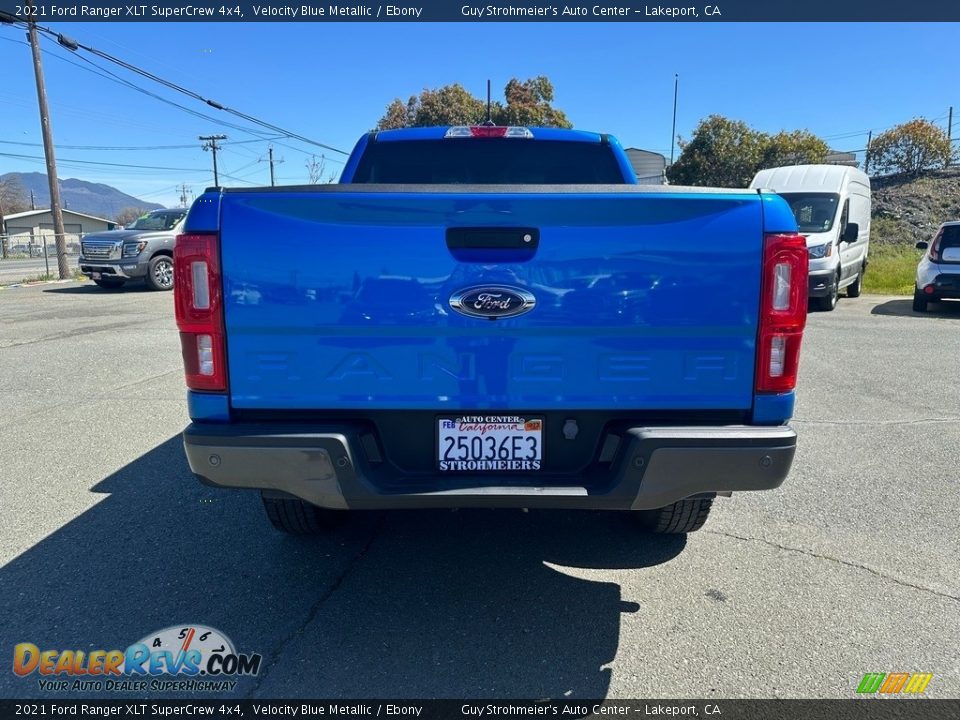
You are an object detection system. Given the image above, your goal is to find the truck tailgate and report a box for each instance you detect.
[219,188,764,411]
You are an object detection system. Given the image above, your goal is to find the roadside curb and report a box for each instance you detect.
[0,278,85,290]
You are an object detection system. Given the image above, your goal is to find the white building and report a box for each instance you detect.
[1,208,116,254]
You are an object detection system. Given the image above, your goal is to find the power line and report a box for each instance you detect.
[0,150,209,172]
[16,19,349,156]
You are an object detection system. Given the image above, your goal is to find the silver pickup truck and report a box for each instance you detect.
[78,209,186,290]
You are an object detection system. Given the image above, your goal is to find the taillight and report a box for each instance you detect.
[444,126,534,139]
[929,229,943,261]
[174,233,226,391]
[756,233,808,393]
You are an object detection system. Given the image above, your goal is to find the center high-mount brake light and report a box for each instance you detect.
[756,233,808,393]
[444,126,534,139]
[174,233,227,392]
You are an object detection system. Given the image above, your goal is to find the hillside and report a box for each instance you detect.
[870,167,960,244]
[0,172,164,220]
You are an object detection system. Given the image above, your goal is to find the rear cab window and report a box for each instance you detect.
[939,225,960,263]
[351,139,627,184]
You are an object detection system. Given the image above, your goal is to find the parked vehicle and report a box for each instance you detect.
[913,221,960,312]
[78,209,186,290]
[176,126,808,536]
[750,165,870,311]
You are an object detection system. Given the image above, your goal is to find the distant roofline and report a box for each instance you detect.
[2,208,115,224]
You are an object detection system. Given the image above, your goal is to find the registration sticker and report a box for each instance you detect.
[438,415,543,471]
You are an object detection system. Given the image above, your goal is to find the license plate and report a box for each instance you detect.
[438,416,542,471]
[91,272,101,280]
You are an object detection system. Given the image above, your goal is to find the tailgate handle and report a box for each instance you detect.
[446,227,539,262]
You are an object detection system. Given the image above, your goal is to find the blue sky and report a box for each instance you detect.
[0,22,956,210]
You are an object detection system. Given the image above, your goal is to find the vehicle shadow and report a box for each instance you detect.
[871,298,960,318]
[43,283,151,294]
[0,436,685,700]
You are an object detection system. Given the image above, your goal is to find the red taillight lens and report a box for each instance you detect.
[929,229,943,261]
[174,233,226,391]
[756,233,808,393]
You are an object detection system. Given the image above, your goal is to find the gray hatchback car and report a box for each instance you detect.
[914,221,960,312]
[78,209,186,291]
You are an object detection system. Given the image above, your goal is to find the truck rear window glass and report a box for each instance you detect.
[351,139,627,184]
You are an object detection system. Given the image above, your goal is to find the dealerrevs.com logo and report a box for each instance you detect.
[13,625,262,693]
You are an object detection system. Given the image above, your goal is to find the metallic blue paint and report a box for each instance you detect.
[187,391,230,422]
[217,189,770,412]
[752,392,796,424]
[183,191,222,233]
[760,192,799,233]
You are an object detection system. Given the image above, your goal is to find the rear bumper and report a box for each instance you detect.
[78,258,149,279]
[920,273,960,300]
[183,422,797,511]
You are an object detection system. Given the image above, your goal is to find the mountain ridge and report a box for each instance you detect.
[1,172,165,220]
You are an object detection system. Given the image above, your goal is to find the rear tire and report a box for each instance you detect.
[637,497,713,534]
[261,493,345,534]
[912,288,928,313]
[847,263,864,298]
[93,278,125,289]
[145,255,174,291]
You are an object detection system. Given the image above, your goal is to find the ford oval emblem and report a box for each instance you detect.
[449,285,536,320]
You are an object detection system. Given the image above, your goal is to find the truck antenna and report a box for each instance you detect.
[483,79,495,126]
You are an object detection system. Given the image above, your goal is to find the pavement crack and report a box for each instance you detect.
[793,418,960,427]
[245,515,386,698]
[703,529,960,603]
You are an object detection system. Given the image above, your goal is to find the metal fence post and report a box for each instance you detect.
[43,234,50,277]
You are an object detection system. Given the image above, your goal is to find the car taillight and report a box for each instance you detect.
[756,233,808,393]
[444,126,534,139]
[174,233,226,391]
[929,229,943,261]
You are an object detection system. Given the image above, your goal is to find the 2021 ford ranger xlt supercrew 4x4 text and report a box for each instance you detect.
[175,126,808,535]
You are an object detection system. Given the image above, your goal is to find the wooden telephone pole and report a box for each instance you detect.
[199,135,227,185]
[27,0,70,279]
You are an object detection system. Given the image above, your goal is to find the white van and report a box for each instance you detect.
[750,165,870,311]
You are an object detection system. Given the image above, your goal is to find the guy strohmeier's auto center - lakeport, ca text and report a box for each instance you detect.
[33,3,721,19]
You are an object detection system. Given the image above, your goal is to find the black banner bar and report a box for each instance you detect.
[0,700,957,719]
[0,0,958,22]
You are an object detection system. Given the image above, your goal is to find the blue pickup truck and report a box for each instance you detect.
[175,126,808,535]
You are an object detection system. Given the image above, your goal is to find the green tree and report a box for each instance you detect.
[763,130,829,168]
[868,119,953,176]
[494,77,572,128]
[666,115,768,187]
[667,115,831,187]
[376,77,572,130]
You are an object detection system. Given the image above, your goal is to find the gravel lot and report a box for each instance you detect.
[0,282,957,700]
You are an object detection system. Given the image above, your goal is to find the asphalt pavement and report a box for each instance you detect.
[0,282,957,701]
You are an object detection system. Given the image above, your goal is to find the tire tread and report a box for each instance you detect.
[639,497,713,534]
[261,494,341,534]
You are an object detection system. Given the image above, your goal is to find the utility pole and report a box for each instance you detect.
[669,73,679,166]
[864,131,872,174]
[199,135,227,185]
[948,107,954,167]
[179,184,193,208]
[30,190,36,210]
[260,146,284,186]
[27,1,70,279]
